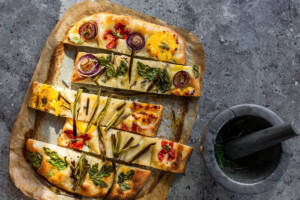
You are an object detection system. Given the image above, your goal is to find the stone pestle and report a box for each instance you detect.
[224,123,298,160]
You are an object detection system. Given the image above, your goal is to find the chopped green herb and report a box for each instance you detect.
[157,69,172,92]
[118,170,134,183]
[137,61,171,93]
[118,170,134,191]
[27,151,42,169]
[117,60,128,76]
[105,60,128,78]
[192,65,199,78]
[119,183,131,191]
[89,164,114,187]
[137,61,160,81]
[69,36,84,44]
[43,147,68,170]
[98,55,112,68]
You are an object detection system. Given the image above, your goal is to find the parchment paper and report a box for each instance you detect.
[9,1,205,199]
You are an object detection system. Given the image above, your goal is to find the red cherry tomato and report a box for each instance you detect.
[121,123,128,131]
[68,140,84,150]
[106,38,118,49]
[64,130,75,139]
[132,122,138,133]
[168,149,175,161]
[159,140,176,162]
[158,149,167,162]
[65,129,91,150]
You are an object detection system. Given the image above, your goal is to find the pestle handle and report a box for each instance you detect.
[224,123,298,160]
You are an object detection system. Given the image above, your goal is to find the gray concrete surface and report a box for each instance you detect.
[1,0,300,199]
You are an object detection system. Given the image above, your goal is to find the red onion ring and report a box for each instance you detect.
[76,54,101,77]
[79,22,98,40]
[173,71,190,88]
[126,32,145,51]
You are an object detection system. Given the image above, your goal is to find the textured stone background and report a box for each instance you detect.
[1,0,300,199]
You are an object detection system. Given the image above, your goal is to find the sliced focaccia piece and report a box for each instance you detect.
[26,139,114,198]
[58,118,101,154]
[107,164,151,200]
[100,128,156,167]
[64,13,186,64]
[150,140,193,173]
[72,52,201,96]
[29,82,163,136]
[100,128,192,173]
[72,52,131,90]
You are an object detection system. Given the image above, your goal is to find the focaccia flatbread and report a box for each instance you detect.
[64,13,186,64]
[29,82,163,136]
[72,52,201,96]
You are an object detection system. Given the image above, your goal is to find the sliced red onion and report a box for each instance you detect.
[77,54,101,77]
[126,32,145,51]
[173,71,190,88]
[79,21,98,40]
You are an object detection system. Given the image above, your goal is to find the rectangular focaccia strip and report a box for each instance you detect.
[72,52,201,96]
[29,82,163,136]
[59,120,193,173]
[26,139,114,198]
[26,139,151,199]
[101,128,193,173]
[64,13,186,64]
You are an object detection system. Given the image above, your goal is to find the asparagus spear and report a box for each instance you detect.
[73,89,83,137]
[85,89,101,134]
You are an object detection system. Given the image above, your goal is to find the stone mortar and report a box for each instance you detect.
[202,104,293,194]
